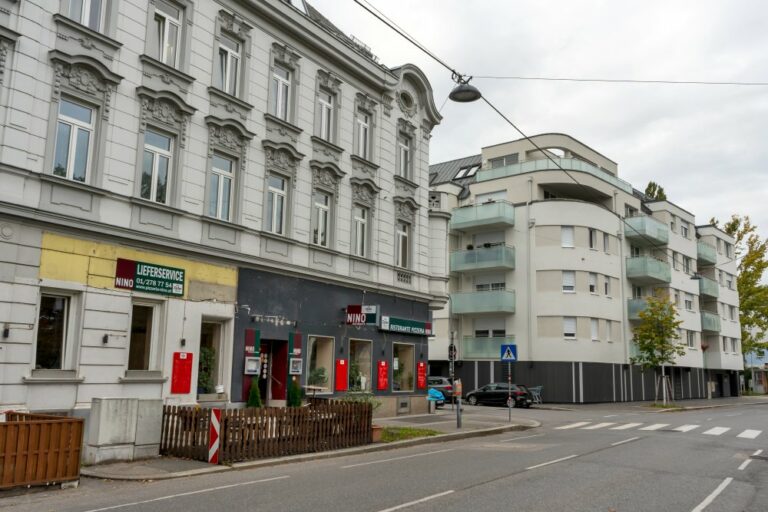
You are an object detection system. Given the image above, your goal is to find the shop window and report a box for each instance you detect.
[392,343,414,392]
[128,304,155,371]
[198,322,223,395]
[53,98,94,183]
[307,336,334,391]
[35,295,71,369]
[349,339,372,391]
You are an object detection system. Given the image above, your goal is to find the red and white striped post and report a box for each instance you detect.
[208,408,221,464]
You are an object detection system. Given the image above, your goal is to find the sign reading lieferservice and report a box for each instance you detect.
[115,258,185,296]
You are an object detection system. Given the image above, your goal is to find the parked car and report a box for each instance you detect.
[428,376,454,402]
[465,382,532,408]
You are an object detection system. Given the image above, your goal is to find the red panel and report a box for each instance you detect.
[335,359,348,391]
[271,341,288,400]
[171,352,193,394]
[377,360,389,391]
[417,361,427,390]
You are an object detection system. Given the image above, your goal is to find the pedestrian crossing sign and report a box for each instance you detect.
[500,344,517,362]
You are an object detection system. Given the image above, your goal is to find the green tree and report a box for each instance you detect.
[718,215,768,373]
[287,378,303,407]
[246,378,263,408]
[630,295,684,405]
[644,181,667,201]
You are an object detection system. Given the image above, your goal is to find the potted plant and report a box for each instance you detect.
[340,392,383,442]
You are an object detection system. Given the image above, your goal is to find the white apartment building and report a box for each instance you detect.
[429,133,742,403]
[0,0,445,417]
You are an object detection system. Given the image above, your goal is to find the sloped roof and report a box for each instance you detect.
[429,154,482,186]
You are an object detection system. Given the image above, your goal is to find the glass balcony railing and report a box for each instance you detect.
[450,245,515,273]
[627,298,648,321]
[701,311,721,332]
[450,201,515,232]
[451,290,516,314]
[461,336,514,360]
[477,157,633,193]
[625,256,671,284]
[624,215,669,246]
[698,276,719,299]
[697,242,717,266]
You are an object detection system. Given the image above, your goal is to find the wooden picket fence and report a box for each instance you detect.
[0,412,83,490]
[160,401,372,464]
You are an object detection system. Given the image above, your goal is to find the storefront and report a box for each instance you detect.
[233,268,431,414]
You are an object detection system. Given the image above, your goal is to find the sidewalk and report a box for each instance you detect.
[81,407,538,482]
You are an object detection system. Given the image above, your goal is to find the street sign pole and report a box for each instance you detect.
[508,361,512,423]
[500,343,517,423]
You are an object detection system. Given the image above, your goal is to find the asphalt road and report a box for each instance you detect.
[3,403,767,512]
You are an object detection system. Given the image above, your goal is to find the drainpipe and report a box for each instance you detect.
[618,203,630,400]
[526,178,534,365]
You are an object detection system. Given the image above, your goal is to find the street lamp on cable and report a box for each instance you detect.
[449,73,482,103]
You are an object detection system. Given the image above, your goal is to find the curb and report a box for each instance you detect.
[655,400,768,413]
[81,421,540,482]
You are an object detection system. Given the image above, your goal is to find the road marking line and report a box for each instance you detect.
[376,491,454,512]
[341,448,455,469]
[753,449,763,456]
[525,454,578,470]
[555,421,591,430]
[583,422,615,430]
[80,475,290,512]
[737,429,761,439]
[738,459,752,471]
[611,423,642,430]
[703,427,730,436]
[691,477,733,512]
[639,423,669,431]
[673,424,700,433]
[499,433,544,443]
[603,414,619,418]
[611,436,640,446]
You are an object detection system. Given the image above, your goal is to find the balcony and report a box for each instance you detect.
[627,298,648,321]
[451,290,516,314]
[625,256,671,285]
[697,242,717,266]
[624,215,669,246]
[450,245,515,273]
[698,276,719,299]
[701,311,721,333]
[450,201,515,232]
[461,336,515,360]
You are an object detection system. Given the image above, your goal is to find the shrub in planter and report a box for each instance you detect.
[287,378,303,407]
[247,378,263,408]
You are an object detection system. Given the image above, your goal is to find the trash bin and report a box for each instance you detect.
[428,399,436,414]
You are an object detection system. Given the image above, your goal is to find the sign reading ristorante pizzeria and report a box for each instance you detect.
[380,315,433,336]
[114,258,185,296]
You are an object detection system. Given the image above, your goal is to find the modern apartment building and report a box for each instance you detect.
[429,133,742,403]
[0,0,445,416]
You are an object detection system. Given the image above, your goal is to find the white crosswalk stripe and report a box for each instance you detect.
[737,429,762,439]
[611,423,642,430]
[555,421,591,430]
[639,423,669,431]
[673,424,700,433]
[703,427,730,436]
[582,422,616,430]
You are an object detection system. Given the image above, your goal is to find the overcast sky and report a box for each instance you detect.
[310,0,768,240]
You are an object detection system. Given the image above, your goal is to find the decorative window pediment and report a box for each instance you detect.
[263,140,304,184]
[394,196,419,223]
[397,118,417,139]
[272,42,300,70]
[136,86,195,147]
[356,92,377,113]
[49,50,122,119]
[219,9,253,40]
[351,177,380,208]
[310,160,345,198]
[317,69,342,95]
[205,115,254,167]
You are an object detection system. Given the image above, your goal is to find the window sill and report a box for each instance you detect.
[23,369,84,384]
[40,173,108,196]
[203,215,242,230]
[350,154,380,171]
[197,393,228,402]
[591,339,600,342]
[260,230,296,245]
[130,196,186,216]
[349,254,375,265]
[207,86,254,111]
[52,14,123,51]
[139,55,195,85]
[119,370,167,384]
[263,113,303,137]
[562,290,576,294]
[311,135,344,156]
[394,174,418,190]
[310,244,341,257]
[564,337,577,341]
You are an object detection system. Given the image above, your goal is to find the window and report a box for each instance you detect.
[732,338,738,352]
[69,0,104,31]
[35,295,70,369]
[683,256,692,274]
[307,336,334,390]
[725,274,733,290]
[725,243,733,258]
[208,154,233,221]
[591,318,599,341]
[625,205,638,218]
[681,221,690,238]
[356,109,371,160]
[141,129,173,204]
[352,205,368,258]
[603,233,610,253]
[270,65,291,120]
[684,293,694,311]
[632,286,643,299]
[563,317,577,338]
[397,134,411,179]
[396,222,410,268]
[589,273,597,293]
[606,320,613,342]
[392,343,415,392]
[589,229,598,249]
[311,190,330,247]
[686,330,695,348]
[673,289,680,307]
[349,339,372,391]
[720,302,727,319]
[604,276,611,296]
[630,245,641,258]
[670,215,677,232]
[266,174,287,235]
[454,165,479,180]
[716,239,723,254]
[53,98,94,183]
[562,271,576,292]
[317,90,334,141]
[561,226,574,248]
[722,336,727,352]
[153,0,182,67]
[128,304,155,370]
[718,270,724,285]
[489,153,518,169]
[215,34,240,96]
[671,252,679,271]
[729,306,737,321]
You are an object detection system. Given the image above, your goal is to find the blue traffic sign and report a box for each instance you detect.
[500,344,517,362]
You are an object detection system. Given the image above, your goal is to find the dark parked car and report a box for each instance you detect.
[428,376,454,402]
[465,382,532,408]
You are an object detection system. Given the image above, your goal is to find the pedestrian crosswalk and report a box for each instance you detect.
[554,421,762,439]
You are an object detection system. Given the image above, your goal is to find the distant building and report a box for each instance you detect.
[429,133,742,402]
